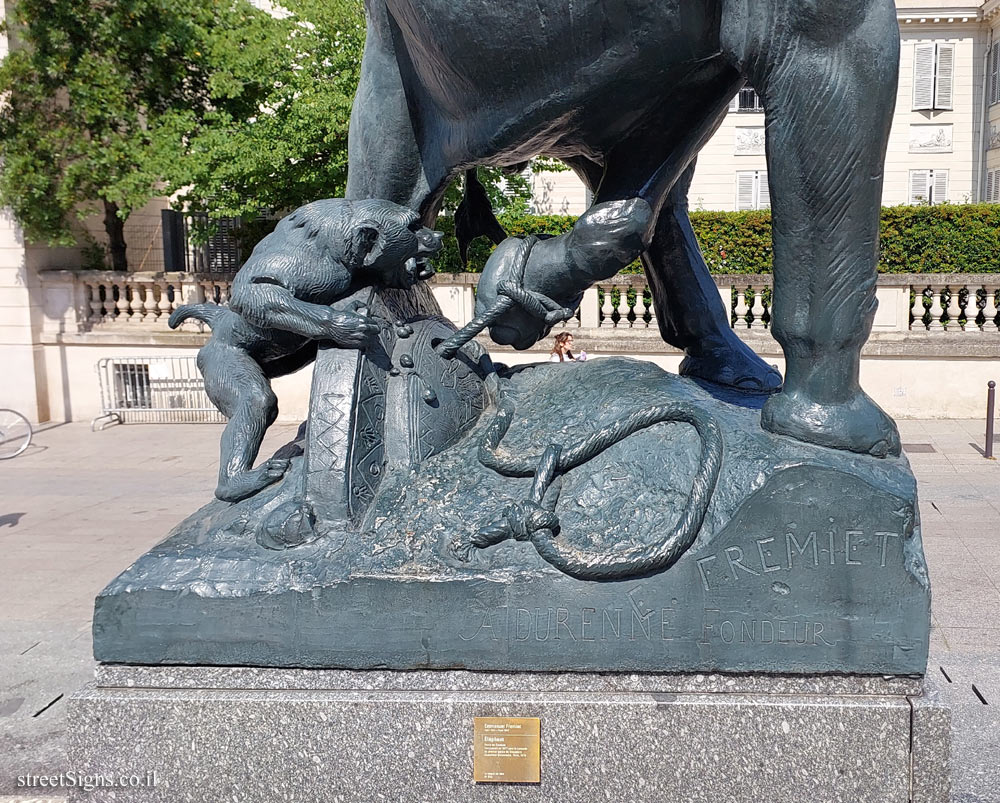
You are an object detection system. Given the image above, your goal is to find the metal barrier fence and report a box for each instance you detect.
[92,356,226,430]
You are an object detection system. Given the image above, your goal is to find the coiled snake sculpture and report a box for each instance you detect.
[434,236,725,582]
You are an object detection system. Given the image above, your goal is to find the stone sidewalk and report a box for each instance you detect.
[0,418,997,801]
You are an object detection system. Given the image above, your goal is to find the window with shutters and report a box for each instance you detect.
[500,164,533,201]
[912,42,955,111]
[986,169,1000,204]
[908,169,949,205]
[990,42,1000,107]
[728,88,764,113]
[736,171,770,210]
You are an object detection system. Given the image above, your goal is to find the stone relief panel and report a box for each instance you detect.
[909,124,952,154]
[988,123,1000,151]
[734,127,766,156]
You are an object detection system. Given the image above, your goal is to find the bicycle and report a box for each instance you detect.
[0,408,32,459]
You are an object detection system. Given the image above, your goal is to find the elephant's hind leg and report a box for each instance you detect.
[643,164,782,393]
[346,2,451,218]
[724,0,901,457]
[586,96,781,394]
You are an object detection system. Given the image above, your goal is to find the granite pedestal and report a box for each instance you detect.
[66,666,950,802]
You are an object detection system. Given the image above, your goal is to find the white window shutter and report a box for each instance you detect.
[932,169,949,204]
[736,172,756,210]
[934,44,955,110]
[909,170,930,204]
[912,43,935,111]
[728,94,739,112]
[758,171,771,210]
[986,170,996,204]
[990,42,1000,106]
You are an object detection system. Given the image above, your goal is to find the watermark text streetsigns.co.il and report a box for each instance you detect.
[17,771,158,793]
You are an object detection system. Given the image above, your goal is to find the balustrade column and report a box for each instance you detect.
[909,286,924,330]
[600,286,615,328]
[141,282,159,324]
[634,286,649,328]
[734,285,749,328]
[127,283,142,324]
[170,283,183,318]
[749,285,766,329]
[616,286,631,328]
[984,286,1000,334]
[114,283,130,323]
[964,288,982,332]
[927,286,946,331]
[157,283,173,321]
[945,286,963,332]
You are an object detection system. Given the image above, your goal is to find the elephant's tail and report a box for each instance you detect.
[168,303,227,330]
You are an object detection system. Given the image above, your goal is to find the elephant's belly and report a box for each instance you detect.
[387,0,728,159]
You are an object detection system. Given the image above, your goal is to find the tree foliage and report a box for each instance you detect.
[173,0,546,221]
[170,0,366,218]
[0,0,550,267]
[0,0,218,268]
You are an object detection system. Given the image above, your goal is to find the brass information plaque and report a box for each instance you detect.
[473,716,541,783]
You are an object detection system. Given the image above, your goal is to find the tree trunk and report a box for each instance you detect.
[103,200,128,271]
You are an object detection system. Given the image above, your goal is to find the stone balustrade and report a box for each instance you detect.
[38,269,1000,338]
[719,274,1000,334]
[32,269,1000,424]
[39,270,234,335]
[432,272,1000,336]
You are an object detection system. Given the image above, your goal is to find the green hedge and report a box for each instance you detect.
[433,204,1000,274]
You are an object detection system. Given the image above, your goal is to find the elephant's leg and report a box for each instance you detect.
[346,4,452,221]
[723,0,901,456]
[586,96,781,392]
[642,163,781,392]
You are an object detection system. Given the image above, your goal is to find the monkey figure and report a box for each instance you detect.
[169,198,443,503]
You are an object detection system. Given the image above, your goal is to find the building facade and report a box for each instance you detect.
[532,0,1000,214]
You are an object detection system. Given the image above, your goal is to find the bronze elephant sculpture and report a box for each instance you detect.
[345,0,902,458]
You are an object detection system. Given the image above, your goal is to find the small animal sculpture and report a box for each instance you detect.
[169,198,443,503]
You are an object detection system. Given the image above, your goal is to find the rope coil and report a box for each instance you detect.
[431,232,725,581]
[453,394,723,580]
